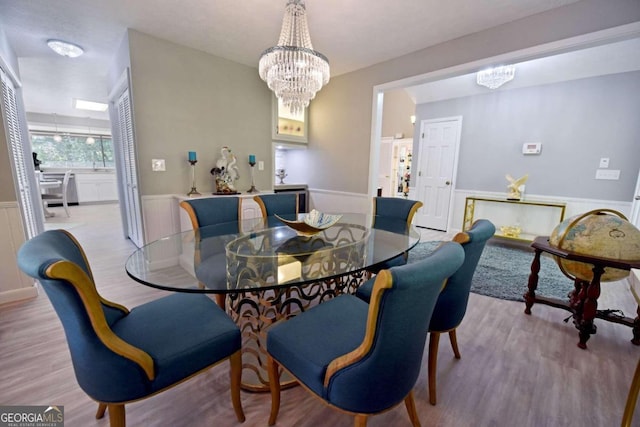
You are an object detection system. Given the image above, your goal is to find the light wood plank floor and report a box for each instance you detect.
[2,203,639,426]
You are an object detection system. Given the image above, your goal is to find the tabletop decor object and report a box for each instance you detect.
[187,151,201,196]
[275,209,342,236]
[505,173,528,200]
[210,146,240,195]
[247,154,258,193]
[275,168,287,184]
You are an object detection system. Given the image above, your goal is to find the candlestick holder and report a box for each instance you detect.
[187,160,201,196]
[247,161,259,193]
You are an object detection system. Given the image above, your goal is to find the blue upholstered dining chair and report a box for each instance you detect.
[180,197,241,307]
[266,242,465,427]
[17,229,245,427]
[368,197,423,273]
[355,219,495,406]
[253,193,299,226]
[180,196,241,231]
[426,219,494,405]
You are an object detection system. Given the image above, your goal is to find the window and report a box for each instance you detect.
[30,132,114,169]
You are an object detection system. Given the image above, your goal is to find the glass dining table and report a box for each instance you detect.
[126,213,420,391]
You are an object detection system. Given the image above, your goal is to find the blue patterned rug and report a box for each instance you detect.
[407,241,572,302]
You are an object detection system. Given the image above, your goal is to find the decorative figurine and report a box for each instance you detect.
[210,146,240,194]
[276,168,287,185]
[506,173,528,200]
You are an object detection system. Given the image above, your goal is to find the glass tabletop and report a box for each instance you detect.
[125,213,420,293]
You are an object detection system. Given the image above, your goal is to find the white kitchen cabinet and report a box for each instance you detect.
[75,172,118,203]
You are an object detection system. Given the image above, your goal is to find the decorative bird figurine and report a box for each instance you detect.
[505,173,528,200]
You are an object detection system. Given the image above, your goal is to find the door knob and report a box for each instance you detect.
[636,195,640,200]
[445,181,451,185]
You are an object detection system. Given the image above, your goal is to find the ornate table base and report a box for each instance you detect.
[524,237,640,349]
[227,271,366,392]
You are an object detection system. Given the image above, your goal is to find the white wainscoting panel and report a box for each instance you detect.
[0,201,38,305]
[141,195,181,244]
[450,190,632,234]
[308,189,370,214]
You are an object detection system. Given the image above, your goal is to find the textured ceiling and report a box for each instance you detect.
[0,0,582,119]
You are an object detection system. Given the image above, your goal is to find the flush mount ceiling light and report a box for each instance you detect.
[47,39,84,58]
[74,98,108,112]
[476,65,516,89]
[259,0,330,115]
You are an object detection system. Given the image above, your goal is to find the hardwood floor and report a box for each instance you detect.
[2,203,639,426]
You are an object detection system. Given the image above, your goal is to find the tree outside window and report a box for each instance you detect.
[31,132,114,169]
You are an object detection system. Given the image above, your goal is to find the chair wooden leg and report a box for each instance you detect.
[404,390,421,427]
[448,329,461,359]
[229,350,245,422]
[267,355,281,426]
[428,332,441,406]
[62,198,70,217]
[95,403,107,419]
[354,414,368,427]
[622,357,640,427]
[107,404,125,427]
[215,294,226,310]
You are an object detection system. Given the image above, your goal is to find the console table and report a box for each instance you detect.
[524,236,640,349]
[463,196,566,242]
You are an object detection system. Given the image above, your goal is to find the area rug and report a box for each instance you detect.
[407,241,572,302]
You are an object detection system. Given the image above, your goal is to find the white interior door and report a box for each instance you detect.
[1,67,43,238]
[377,137,393,196]
[414,117,461,231]
[115,87,144,248]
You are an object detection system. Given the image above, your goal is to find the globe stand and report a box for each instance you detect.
[187,160,201,196]
[247,162,259,193]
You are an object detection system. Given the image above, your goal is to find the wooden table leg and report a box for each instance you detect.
[632,305,640,346]
[577,265,604,349]
[524,249,542,315]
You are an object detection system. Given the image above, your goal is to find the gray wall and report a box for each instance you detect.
[123,30,273,196]
[302,0,640,194]
[382,89,415,139]
[416,72,640,201]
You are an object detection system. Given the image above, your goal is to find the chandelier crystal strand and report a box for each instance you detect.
[259,0,330,115]
[476,65,516,89]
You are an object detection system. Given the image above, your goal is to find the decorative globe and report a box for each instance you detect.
[549,209,640,282]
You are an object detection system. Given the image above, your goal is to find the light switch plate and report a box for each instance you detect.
[258,161,264,171]
[152,159,166,171]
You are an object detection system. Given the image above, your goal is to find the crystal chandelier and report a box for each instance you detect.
[476,65,516,89]
[259,0,330,115]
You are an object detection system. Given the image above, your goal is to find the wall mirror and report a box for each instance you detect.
[272,96,308,143]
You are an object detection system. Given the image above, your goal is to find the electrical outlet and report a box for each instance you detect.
[258,161,264,171]
[595,169,620,180]
[599,158,610,168]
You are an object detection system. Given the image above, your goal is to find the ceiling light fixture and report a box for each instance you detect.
[476,65,516,89]
[258,0,330,115]
[52,113,62,142]
[74,98,108,112]
[47,39,84,58]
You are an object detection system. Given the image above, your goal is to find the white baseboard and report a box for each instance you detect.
[0,286,38,305]
[0,201,37,305]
